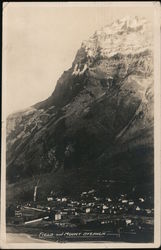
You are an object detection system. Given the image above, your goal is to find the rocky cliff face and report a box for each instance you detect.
[6,16,154,200]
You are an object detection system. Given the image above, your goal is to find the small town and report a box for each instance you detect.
[6,184,154,242]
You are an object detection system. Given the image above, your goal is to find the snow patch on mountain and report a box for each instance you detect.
[81,16,152,59]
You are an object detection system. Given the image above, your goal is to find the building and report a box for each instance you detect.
[47,197,53,201]
[15,210,22,218]
[55,213,61,221]
[86,208,91,213]
[62,198,67,202]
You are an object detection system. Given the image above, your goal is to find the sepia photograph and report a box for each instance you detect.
[1,1,161,249]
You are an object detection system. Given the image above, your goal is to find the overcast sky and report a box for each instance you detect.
[3,2,154,115]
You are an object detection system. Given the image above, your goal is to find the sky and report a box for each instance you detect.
[3,2,154,115]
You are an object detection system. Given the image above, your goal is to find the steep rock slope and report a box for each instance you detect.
[6,16,154,200]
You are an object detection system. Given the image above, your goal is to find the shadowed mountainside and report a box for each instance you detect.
[6,16,154,202]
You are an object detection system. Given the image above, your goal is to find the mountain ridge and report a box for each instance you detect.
[6,16,154,202]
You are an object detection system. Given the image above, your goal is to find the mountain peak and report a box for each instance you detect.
[80,16,152,60]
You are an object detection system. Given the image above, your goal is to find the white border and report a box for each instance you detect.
[1,1,161,249]
[1,1,157,8]
[153,2,161,248]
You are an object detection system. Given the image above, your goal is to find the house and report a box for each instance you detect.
[122,200,128,204]
[81,192,87,197]
[55,213,61,221]
[88,189,95,194]
[60,211,68,215]
[15,210,22,218]
[145,209,152,214]
[47,197,53,202]
[46,207,51,211]
[86,208,90,213]
[126,219,132,225]
[139,198,144,202]
[62,198,67,202]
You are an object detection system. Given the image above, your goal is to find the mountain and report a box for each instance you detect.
[6,16,154,202]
